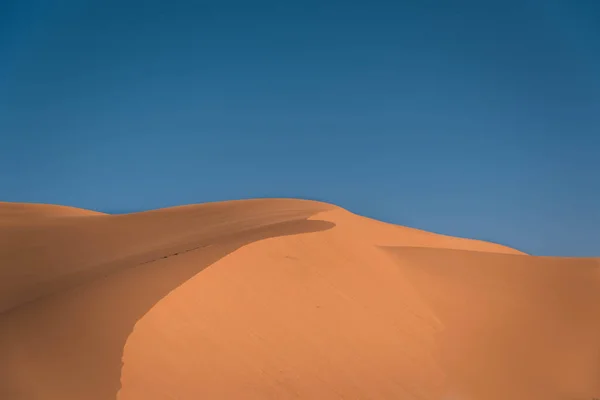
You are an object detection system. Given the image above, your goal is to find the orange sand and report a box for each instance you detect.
[1,199,598,400]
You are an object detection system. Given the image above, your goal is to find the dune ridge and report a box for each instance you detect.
[1,198,598,400]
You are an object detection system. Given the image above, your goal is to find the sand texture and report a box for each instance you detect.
[1,199,598,400]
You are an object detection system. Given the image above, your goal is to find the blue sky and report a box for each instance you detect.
[1,0,599,256]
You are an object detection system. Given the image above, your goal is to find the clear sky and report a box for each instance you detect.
[1,0,599,256]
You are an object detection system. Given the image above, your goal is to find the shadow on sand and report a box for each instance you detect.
[0,218,334,400]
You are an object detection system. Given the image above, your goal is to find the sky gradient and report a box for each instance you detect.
[1,0,599,256]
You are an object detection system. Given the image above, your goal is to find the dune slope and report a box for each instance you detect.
[0,199,598,400]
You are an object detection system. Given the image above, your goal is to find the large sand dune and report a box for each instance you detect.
[1,199,598,400]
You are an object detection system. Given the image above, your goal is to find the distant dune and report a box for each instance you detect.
[1,199,598,400]
[0,201,105,221]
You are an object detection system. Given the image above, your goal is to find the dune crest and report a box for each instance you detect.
[309,208,525,254]
[1,199,597,400]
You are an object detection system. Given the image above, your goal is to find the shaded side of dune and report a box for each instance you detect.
[0,199,333,313]
[0,203,334,400]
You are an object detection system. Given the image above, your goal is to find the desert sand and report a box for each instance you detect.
[1,199,598,400]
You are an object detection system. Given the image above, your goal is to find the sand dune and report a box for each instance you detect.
[1,199,598,400]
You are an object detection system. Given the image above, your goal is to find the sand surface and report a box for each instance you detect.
[1,199,598,400]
